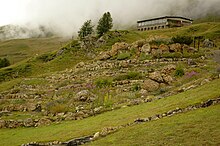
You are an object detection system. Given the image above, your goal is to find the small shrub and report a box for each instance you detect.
[95,78,112,88]
[172,35,193,45]
[0,58,10,68]
[149,39,170,45]
[132,83,141,91]
[117,52,131,60]
[37,52,56,62]
[46,99,69,114]
[139,53,152,61]
[175,65,185,77]
[185,71,198,78]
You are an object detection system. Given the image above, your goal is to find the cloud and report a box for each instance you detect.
[1,0,220,38]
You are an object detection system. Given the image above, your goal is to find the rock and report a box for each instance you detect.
[200,79,210,85]
[111,42,129,56]
[142,79,159,92]
[203,39,215,48]
[133,39,147,48]
[98,52,111,61]
[149,71,164,83]
[75,90,97,102]
[36,118,51,126]
[76,62,85,68]
[23,118,34,127]
[0,120,6,128]
[93,132,100,140]
[161,64,176,75]
[169,43,181,52]
[7,120,19,128]
[141,43,151,54]
[139,89,148,96]
[159,44,169,53]
[100,127,116,136]
[182,44,195,53]
[162,75,173,85]
[187,59,197,65]
[94,106,103,114]
[189,47,197,53]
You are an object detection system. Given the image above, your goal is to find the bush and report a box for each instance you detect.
[95,78,112,88]
[0,58,10,68]
[139,53,152,61]
[149,39,170,46]
[172,35,193,45]
[117,52,131,60]
[46,99,69,114]
[37,52,56,62]
[132,83,141,91]
[175,65,185,77]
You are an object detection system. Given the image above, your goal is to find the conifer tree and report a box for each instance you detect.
[97,12,113,37]
[78,20,94,40]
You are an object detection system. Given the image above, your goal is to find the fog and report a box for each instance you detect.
[1,0,220,38]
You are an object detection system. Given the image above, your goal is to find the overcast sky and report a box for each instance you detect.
[0,0,220,36]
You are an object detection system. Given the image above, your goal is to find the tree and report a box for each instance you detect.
[0,58,10,68]
[78,20,94,40]
[97,12,113,37]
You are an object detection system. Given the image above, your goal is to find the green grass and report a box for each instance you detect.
[0,37,67,64]
[0,78,22,92]
[90,104,220,146]
[0,79,219,146]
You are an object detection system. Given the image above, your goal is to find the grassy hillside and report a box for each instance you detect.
[0,79,219,146]
[0,22,219,84]
[0,37,68,64]
[90,104,220,146]
[0,22,219,146]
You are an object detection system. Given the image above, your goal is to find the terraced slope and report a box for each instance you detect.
[0,78,219,145]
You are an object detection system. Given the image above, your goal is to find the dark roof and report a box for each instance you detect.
[137,16,193,23]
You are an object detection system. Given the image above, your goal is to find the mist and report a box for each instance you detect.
[1,0,220,38]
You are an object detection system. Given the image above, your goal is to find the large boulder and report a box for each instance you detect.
[141,43,151,54]
[98,52,111,61]
[203,39,215,48]
[182,44,197,53]
[159,44,169,53]
[142,79,159,92]
[151,45,162,57]
[75,90,96,102]
[111,42,129,56]
[169,43,182,52]
[149,71,164,83]
[36,118,51,127]
[23,118,34,127]
[161,64,176,75]
[162,74,174,85]
[75,62,85,68]
[0,120,6,128]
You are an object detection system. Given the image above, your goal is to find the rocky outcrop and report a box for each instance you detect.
[142,79,160,92]
[111,42,129,55]
[203,39,215,48]
[141,43,151,54]
[169,43,182,52]
[149,71,164,83]
[75,90,97,102]
[159,44,169,53]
